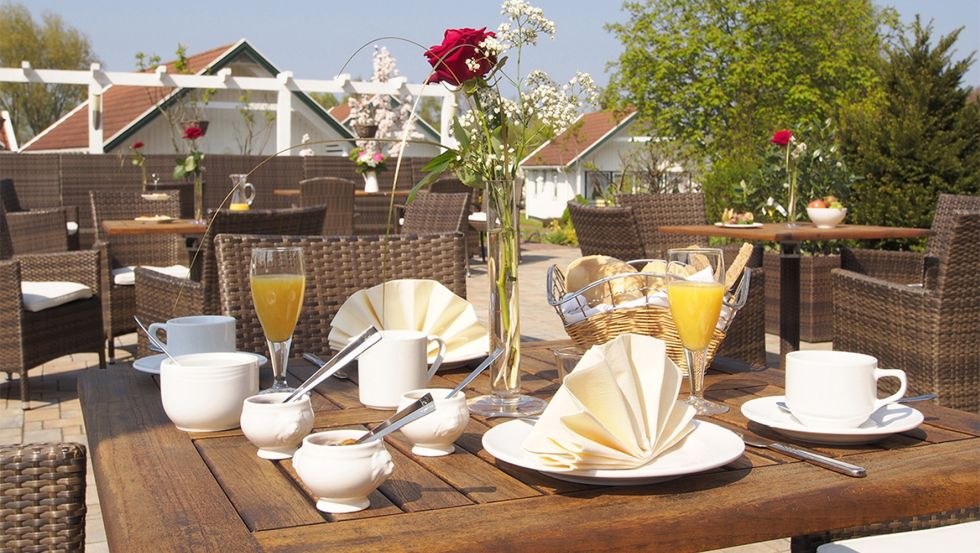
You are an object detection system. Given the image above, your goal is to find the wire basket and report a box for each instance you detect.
[546,260,751,370]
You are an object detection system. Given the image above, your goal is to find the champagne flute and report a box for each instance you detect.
[250,247,305,393]
[666,247,729,415]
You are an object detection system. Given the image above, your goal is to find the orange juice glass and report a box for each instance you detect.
[250,247,305,393]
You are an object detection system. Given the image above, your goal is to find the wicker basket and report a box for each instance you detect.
[546,260,751,370]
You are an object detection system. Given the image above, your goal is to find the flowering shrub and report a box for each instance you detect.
[419,0,598,186]
[348,46,422,157]
[349,145,387,173]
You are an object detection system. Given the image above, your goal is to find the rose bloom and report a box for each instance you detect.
[132,140,144,149]
[183,126,204,140]
[372,152,384,163]
[771,129,793,147]
[425,27,496,85]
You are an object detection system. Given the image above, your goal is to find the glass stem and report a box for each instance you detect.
[684,347,709,401]
[267,338,292,390]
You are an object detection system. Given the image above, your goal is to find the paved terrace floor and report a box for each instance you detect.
[1,243,828,553]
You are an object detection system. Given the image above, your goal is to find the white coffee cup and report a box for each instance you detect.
[785,350,907,429]
[357,330,447,409]
[148,315,236,356]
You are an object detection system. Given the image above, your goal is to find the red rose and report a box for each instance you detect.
[424,27,497,85]
[770,129,792,147]
[182,126,204,140]
[132,140,144,149]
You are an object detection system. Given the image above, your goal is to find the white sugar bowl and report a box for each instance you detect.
[160,352,259,432]
[240,392,314,459]
[292,429,394,513]
[397,388,469,457]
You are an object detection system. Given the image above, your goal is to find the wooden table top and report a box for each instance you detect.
[657,223,932,242]
[273,188,412,197]
[79,341,979,553]
[100,218,207,236]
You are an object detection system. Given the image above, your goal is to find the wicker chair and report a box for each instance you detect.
[89,190,185,362]
[134,205,326,357]
[401,191,470,236]
[215,231,467,357]
[0,206,105,408]
[0,443,87,551]
[792,506,979,552]
[1,178,77,252]
[832,210,980,411]
[299,176,355,235]
[567,201,645,260]
[429,178,482,259]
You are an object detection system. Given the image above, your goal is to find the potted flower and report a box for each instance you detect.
[173,124,206,221]
[349,145,387,193]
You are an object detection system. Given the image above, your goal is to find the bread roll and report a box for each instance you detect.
[565,255,645,305]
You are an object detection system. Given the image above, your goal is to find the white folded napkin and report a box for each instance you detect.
[522,334,695,471]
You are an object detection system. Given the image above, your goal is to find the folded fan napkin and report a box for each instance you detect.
[522,334,696,471]
[328,279,488,360]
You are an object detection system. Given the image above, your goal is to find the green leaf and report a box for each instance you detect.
[421,149,456,173]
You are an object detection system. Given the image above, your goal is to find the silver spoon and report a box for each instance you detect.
[776,393,937,413]
[739,433,866,478]
[445,347,504,399]
[284,326,381,403]
[354,392,436,444]
[133,316,180,366]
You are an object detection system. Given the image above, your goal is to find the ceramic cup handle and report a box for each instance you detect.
[425,336,447,379]
[872,368,907,411]
[147,322,167,347]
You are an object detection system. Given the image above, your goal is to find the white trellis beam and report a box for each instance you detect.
[0,64,457,154]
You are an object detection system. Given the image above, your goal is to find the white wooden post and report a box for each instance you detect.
[87,63,104,154]
[440,92,457,149]
[275,71,293,156]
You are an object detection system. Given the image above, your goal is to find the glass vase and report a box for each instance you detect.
[785,176,799,227]
[468,178,546,418]
[193,174,205,222]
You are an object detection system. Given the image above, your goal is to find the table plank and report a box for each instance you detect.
[657,223,932,242]
[79,367,259,552]
[101,219,207,236]
[254,439,979,553]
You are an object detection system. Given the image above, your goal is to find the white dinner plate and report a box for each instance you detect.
[482,419,745,486]
[714,222,764,228]
[132,352,268,375]
[740,396,924,445]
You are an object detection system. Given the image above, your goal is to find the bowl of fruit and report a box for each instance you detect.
[806,196,847,228]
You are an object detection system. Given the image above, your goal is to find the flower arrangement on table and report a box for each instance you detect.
[129,140,148,192]
[415,0,598,416]
[349,145,388,173]
[172,124,206,221]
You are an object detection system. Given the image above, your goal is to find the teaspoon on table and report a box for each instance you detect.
[739,432,867,477]
[354,393,436,444]
[776,393,937,414]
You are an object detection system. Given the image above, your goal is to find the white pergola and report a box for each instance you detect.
[0,62,458,154]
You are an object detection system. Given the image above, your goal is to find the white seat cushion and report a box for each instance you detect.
[468,212,487,222]
[66,221,79,235]
[816,520,980,552]
[21,281,94,312]
[112,264,191,286]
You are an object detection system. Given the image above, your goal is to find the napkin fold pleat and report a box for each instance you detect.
[522,334,695,471]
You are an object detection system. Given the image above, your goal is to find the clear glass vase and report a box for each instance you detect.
[193,174,205,223]
[468,178,546,418]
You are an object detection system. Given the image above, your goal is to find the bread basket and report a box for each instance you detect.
[546,259,751,370]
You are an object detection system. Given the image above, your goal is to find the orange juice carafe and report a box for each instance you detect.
[229,174,256,211]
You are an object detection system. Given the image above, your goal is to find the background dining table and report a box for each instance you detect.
[78,340,978,552]
[100,218,207,236]
[656,223,932,367]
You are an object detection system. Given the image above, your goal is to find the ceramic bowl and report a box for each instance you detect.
[240,392,314,459]
[806,207,847,228]
[160,352,259,432]
[397,388,469,457]
[292,429,394,513]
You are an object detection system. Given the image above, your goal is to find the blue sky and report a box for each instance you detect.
[15,1,980,88]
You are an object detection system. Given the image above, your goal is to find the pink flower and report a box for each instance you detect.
[372,152,384,163]
[424,27,497,85]
[770,129,793,147]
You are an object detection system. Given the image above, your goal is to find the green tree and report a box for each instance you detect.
[604,0,896,217]
[0,2,97,141]
[842,17,979,242]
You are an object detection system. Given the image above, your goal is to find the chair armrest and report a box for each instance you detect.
[15,249,101,292]
[840,248,924,284]
[831,267,928,309]
[6,209,68,254]
[0,259,24,308]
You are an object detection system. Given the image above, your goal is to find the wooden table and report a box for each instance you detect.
[80,340,978,552]
[657,223,932,366]
[100,218,207,236]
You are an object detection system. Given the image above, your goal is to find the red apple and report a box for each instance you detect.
[808,199,828,208]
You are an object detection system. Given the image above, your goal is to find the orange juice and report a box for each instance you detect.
[667,281,725,350]
[250,274,305,341]
[229,202,250,211]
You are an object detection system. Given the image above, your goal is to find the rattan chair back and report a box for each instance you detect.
[926,193,980,259]
[0,443,87,551]
[215,231,467,356]
[401,192,470,236]
[0,178,23,213]
[567,201,645,260]
[0,203,13,259]
[299,176,355,235]
[89,190,184,267]
[615,192,710,258]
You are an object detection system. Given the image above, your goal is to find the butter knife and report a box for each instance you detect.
[741,434,866,478]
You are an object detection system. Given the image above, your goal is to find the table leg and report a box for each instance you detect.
[779,241,801,369]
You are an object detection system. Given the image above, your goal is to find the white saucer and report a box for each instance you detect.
[132,352,268,375]
[714,222,763,228]
[482,419,744,486]
[740,396,924,445]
